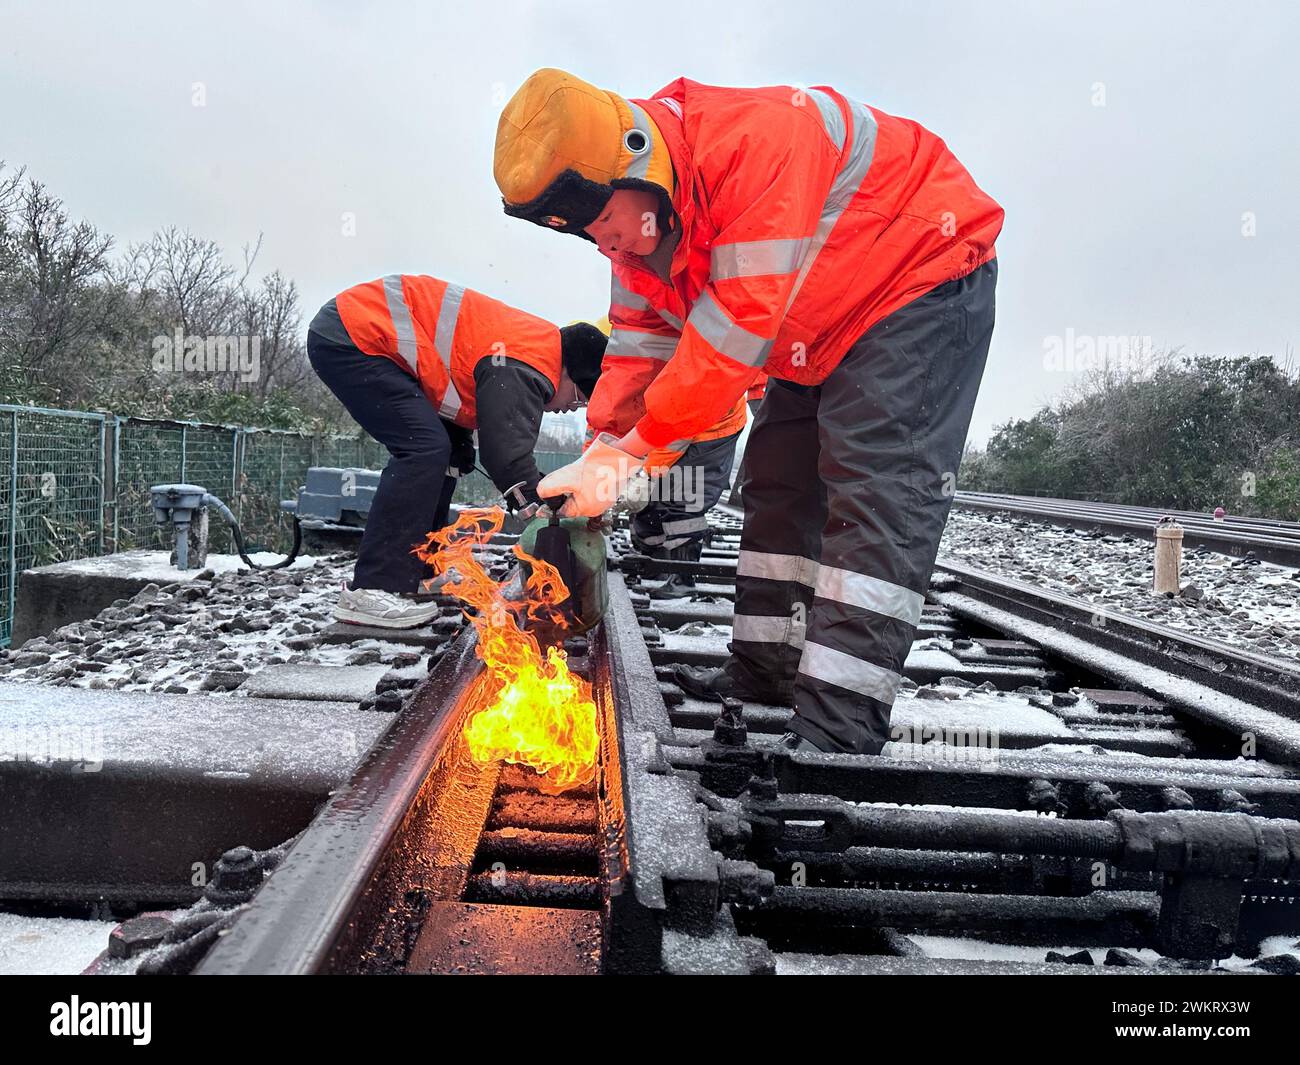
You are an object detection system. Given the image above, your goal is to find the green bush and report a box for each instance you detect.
[961,355,1300,518]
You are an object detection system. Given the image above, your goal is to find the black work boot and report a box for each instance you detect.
[672,657,794,706]
[647,540,703,600]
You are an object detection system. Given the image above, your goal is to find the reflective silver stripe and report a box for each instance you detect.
[659,97,683,119]
[711,238,809,281]
[687,290,773,368]
[435,283,464,360]
[666,437,691,451]
[382,275,419,376]
[606,328,677,360]
[439,388,462,421]
[662,535,692,550]
[434,283,465,421]
[732,613,806,648]
[805,88,847,152]
[816,564,924,626]
[612,273,683,331]
[625,103,655,181]
[799,640,901,704]
[826,100,878,211]
[781,99,878,322]
[658,307,684,331]
[737,550,818,588]
[611,274,650,311]
[661,515,710,535]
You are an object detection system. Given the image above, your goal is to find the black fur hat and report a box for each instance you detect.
[502,170,673,244]
[502,169,613,240]
[559,322,609,398]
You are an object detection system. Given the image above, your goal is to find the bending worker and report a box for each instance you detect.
[495,70,1003,755]
[307,275,606,628]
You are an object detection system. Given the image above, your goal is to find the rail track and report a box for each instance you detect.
[954,490,1300,568]
[129,507,1300,976]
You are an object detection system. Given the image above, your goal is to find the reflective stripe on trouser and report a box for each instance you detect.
[730,386,825,688]
[631,431,741,551]
[735,260,997,754]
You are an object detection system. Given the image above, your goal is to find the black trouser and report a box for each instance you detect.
[307,331,457,593]
[632,431,740,552]
[728,397,765,506]
[733,261,997,754]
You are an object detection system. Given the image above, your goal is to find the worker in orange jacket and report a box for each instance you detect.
[580,315,747,597]
[626,385,748,600]
[496,70,1003,755]
[307,275,607,628]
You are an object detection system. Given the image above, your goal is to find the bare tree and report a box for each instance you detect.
[150,226,241,338]
[235,269,307,397]
[0,177,114,390]
[0,163,324,424]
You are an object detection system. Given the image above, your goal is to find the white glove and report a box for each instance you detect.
[538,433,645,517]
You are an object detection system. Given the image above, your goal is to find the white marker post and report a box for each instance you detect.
[1154,519,1184,594]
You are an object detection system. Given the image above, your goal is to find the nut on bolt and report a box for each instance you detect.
[204,845,265,907]
[1026,778,1065,815]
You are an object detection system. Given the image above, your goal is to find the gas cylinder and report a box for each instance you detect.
[518,513,609,638]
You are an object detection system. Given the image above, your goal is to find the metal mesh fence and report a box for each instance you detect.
[0,405,579,644]
[114,418,379,556]
[113,420,184,551]
[186,425,237,551]
[0,408,106,643]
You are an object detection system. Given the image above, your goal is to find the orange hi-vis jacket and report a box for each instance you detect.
[597,271,748,462]
[335,275,561,430]
[587,79,1004,449]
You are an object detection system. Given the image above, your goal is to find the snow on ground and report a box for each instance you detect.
[906,935,1164,966]
[0,542,511,694]
[0,912,116,975]
[0,554,356,694]
[62,549,318,583]
[941,509,1300,659]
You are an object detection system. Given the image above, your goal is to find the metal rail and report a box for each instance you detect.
[194,626,486,974]
[931,558,1300,764]
[954,490,1300,567]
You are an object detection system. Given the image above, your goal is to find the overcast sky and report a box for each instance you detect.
[2,0,1296,442]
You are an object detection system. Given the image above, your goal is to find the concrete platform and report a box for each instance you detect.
[10,550,311,646]
[0,681,388,904]
[240,663,390,702]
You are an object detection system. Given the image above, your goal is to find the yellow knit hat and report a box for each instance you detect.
[495,68,674,238]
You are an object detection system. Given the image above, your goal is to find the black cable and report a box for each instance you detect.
[226,514,303,570]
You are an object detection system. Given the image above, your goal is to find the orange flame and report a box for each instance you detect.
[414,508,598,793]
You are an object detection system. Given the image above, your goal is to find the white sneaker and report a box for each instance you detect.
[333,582,441,628]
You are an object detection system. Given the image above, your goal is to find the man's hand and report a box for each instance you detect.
[538,434,646,517]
